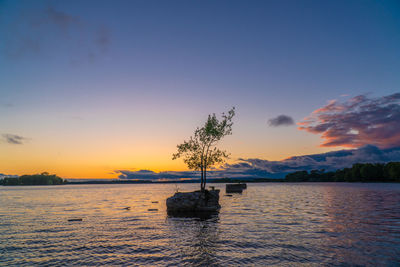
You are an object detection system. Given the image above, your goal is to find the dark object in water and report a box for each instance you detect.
[226,184,243,193]
[166,190,221,214]
[68,218,83,222]
[148,209,158,211]
[123,207,131,210]
[239,183,247,189]
[151,201,159,203]
[225,194,233,197]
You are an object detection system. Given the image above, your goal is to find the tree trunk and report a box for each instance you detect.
[200,165,204,191]
[202,158,207,191]
[204,166,207,190]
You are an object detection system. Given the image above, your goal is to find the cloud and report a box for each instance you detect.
[3,5,110,62]
[116,167,275,180]
[0,102,14,108]
[116,145,400,180]
[0,173,19,179]
[228,145,400,177]
[44,6,79,32]
[268,115,295,127]
[95,26,111,49]
[298,93,400,149]
[117,169,200,180]
[1,134,29,145]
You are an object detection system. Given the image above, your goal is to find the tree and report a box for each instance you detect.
[172,107,235,191]
[360,163,383,182]
[3,172,65,186]
[384,162,400,182]
[285,171,309,182]
[350,163,363,182]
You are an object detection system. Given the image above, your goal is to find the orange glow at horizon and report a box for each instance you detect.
[0,111,336,179]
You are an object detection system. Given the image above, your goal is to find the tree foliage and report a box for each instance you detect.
[285,162,400,182]
[173,107,235,190]
[2,172,66,186]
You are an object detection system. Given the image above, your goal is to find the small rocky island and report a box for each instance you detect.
[166,189,221,214]
[168,108,235,217]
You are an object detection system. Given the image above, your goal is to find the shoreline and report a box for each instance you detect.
[3,179,400,186]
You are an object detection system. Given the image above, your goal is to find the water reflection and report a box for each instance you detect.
[321,184,400,266]
[167,214,220,266]
[1,183,400,266]
[167,210,219,220]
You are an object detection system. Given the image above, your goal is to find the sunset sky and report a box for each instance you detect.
[1,0,399,178]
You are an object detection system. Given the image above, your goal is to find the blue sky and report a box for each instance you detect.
[0,0,399,178]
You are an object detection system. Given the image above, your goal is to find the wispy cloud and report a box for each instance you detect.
[3,5,111,62]
[116,145,400,180]
[268,115,295,127]
[298,93,400,148]
[1,134,29,145]
[44,6,79,32]
[0,102,14,108]
[117,170,199,180]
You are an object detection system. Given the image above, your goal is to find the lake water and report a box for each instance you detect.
[1,183,400,266]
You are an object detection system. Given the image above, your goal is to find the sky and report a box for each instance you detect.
[0,0,399,178]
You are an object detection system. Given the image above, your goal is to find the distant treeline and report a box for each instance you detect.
[2,163,399,185]
[1,172,66,186]
[208,178,284,183]
[285,162,400,182]
[66,177,283,185]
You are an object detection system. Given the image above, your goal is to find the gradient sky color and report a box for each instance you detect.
[1,0,399,178]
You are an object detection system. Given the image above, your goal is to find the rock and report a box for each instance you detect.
[166,189,221,213]
[226,184,243,193]
[148,209,158,211]
[151,201,159,203]
[68,218,83,222]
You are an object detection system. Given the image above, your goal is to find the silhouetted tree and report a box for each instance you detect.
[360,163,383,181]
[285,171,309,182]
[384,162,400,182]
[2,177,19,185]
[2,172,64,185]
[285,162,400,183]
[173,107,235,191]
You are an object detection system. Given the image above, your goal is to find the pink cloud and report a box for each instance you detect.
[298,93,400,149]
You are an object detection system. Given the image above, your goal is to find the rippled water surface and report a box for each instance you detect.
[1,183,400,266]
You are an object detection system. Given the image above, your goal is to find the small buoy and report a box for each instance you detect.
[151,201,159,203]
[148,209,158,211]
[123,207,131,210]
[68,218,83,222]
[225,194,233,197]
